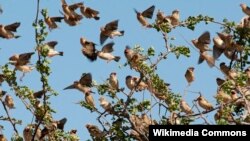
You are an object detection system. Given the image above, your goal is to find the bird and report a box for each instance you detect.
[100,20,124,45]
[80,37,98,62]
[124,46,135,61]
[238,15,250,28]
[134,5,155,28]
[41,10,64,30]
[109,72,119,91]
[185,67,195,85]
[166,9,180,26]
[198,51,215,67]
[0,22,20,39]
[99,97,112,112]
[125,75,147,91]
[215,90,232,103]
[0,134,7,141]
[55,118,67,131]
[23,125,41,141]
[213,36,226,60]
[192,31,211,52]
[61,0,83,21]
[80,5,100,20]
[64,73,93,94]
[240,3,250,16]
[85,92,95,107]
[220,62,230,76]
[86,124,104,138]
[216,32,233,49]
[9,52,34,66]
[97,42,120,62]
[37,41,63,57]
[180,99,193,114]
[63,13,81,26]
[33,90,45,99]
[216,77,225,86]
[196,95,213,111]
[4,95,15,109]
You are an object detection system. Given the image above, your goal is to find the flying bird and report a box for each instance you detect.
[213,36,226,60]
[134,5,155,28]
[240,3,250,16]
[37,41,63,57]
[198,51,215,67]
[100,20,124,45]
[185,67,195,85]
[97,42,120,62]
[192,31,211,52]
[80,37,97,61]
[61,0,83,20]
[0,22,20,39]
[64,73,93,94]
[80,5,100,20]
[41,10,64,30]
[9,52,34,66]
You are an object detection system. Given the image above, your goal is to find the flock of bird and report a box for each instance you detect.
[0,1,250,140]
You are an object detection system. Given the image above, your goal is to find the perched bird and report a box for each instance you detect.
[125,75,147,91]
[166,9,180,26]
[192,31,211,52]
[0,134,7,141]
[80,37,97,61]
[61,0,83,20]
[97,42,120,62]
[9,52,34,66]
[180,99,193,115]
[215,90,232,103]
[0,22,20,39]
[156,10,166,24]
[99,97,112,112]
[134,5,155,28]
[231,90,238,101]
[69,129,79,141]
[220,62,230,76]
[124,46,135,61]
[86,124,104,138]
[240,3,250,16]
[197,95,213,111]
[125,75,136,90]
[23,125,41,141]
[4,95,15,109]
[37,41,63,57]
[213,36,226,59]
[64,73,93,94]
[55,118,67,131]
[85,92,95,107]
[198,51,215,67]
[100,20,124,45]
[238,16,250,28]
[80,5,100,20]
[109,72,119,91]
[185,67,195,85]
[41,10,64,30]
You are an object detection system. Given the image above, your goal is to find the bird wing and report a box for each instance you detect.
[69,2,83,11]
[46,41,58,49]
[198,31,210,44]
[105,20,118,31]
[102,42,114,53]
[142,5,155,19]
[51,17,64,22]
[79,73,92,86]
[5,22,21,32]
[100,32,108,45]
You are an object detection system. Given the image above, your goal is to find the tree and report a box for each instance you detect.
[0,0,250,141]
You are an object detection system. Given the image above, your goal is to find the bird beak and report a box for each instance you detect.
[63,84,75,90]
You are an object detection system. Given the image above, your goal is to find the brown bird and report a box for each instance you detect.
[99,97,112,112]
[215,90,232,103]
[192,31,211,52]
[109,72,119,91]
[126,75,147,91]
[9,52,34,66]
[100,20,124,45]
[134,5,155,28]
[86,124,104,138]
[238,16,250,28]
[240,3,250,16]
[197,95,213,111]
[124,46,135,61]
[85,92,95,107]
[61,0,83,20]
[23,125,41,141]
[156,10,166,25]
[185,67,195,85]
[80,37,98,61]
[0,134,7,141]
[180,99,193,114]
[4,95,15,109]
[216,32,233,49]
[166,9,180,26]
[64,73,93,94]
[37,41,63,57]
[63,14,81,26]
[213,36,226,60]
[231,90,238,101]
[220,62,230,76]
[80,5,100,20]
[198,51,215,67]
[33,90,45,99]
[0,22,20,39]
[41,10,64,30]
[97,42,120,62]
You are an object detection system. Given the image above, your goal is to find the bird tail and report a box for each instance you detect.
[59,51,64,56]
[94,16,100,20]
[119,30,125,36]
[134,8,139,14]
[114,56,121,62]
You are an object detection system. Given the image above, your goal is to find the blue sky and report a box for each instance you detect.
[0,0,249,140]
